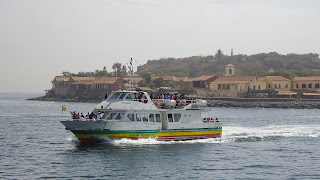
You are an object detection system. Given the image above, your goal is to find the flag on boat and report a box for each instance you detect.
[62,105,66,112]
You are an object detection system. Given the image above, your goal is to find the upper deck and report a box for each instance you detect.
[94,90,208,112]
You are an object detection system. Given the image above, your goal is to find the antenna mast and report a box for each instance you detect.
[129,58,134,90]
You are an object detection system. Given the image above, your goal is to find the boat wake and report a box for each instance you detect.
[66,124,320,145]
[222,124,320,143]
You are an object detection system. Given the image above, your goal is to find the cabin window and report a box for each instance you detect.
[308,83,312,88]
[109,93,120,99]
[315,83,319,88]
[174,114,181,122]
[168,114,173,122]
[107,113,117,120]
[128,114,135,121]
[115,113,124,120]
[102,112,110,119]
[142,114,148,122]
[119,93,127,99]
[302,84,306,88]
[125,94,134,99]
[149,114,155,122]
[155,114,161,122]
[136,114,141,121]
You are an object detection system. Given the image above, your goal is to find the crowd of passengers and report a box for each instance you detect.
[150,92,188,109]
[71,111,103,120]
[150,92,185,100]
[133,92,186,104]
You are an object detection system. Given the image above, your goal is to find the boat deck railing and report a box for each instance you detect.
[152,98,207,110]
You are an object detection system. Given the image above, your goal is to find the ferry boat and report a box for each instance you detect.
[60,90,222,142]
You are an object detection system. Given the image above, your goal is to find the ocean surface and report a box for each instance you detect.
[0,93,320,179]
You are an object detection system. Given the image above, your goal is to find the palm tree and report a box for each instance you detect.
[112,63,122,77]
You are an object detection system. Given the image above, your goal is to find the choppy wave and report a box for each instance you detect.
[67,124,320,145]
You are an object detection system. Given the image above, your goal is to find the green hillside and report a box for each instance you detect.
[137,52,320,80]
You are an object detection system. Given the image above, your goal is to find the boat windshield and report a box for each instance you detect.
[107,92,138,101]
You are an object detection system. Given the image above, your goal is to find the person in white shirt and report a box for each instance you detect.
[97,112,101,120]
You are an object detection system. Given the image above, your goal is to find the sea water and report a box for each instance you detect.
[0,93,319,179]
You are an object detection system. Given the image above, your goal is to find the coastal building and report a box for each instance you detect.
[68,77,96,97]
[209,76,266,98]
[292,76,320,98]
[51,76,125,99]
[265,76,296,98]
[265,76,291,90]
[225,64,235,76]
[87,77,125,99]
[52,76,71,97]
[193,75,217,88]
[292,76,320,91]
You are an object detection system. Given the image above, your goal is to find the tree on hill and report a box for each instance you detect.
[267,69,295,80]
[62,71,74,77]
[112,63,127,77]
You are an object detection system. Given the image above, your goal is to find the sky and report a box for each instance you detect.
[0,0,319,92]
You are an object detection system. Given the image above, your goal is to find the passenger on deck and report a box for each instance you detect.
[170,94,174,100]
[80,113,85,119]
[165,94,170,100]
[138,92,143,102]
[89,112,94,119]
[97,112,101,120]
[75,113,80,119]
[71,111,76,119]
[142,93,148,103]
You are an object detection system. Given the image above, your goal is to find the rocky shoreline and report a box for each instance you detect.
[27,96,102,103]
[28,96,320,109]
[206,99,320,109]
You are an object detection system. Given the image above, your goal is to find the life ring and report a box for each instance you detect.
[207,118,211,122]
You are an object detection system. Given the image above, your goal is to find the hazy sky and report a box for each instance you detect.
[0,0,319,92]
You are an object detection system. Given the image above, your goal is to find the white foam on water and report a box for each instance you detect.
[99,135,232,146]
[222,124,320,142]
[66,136,79,143]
